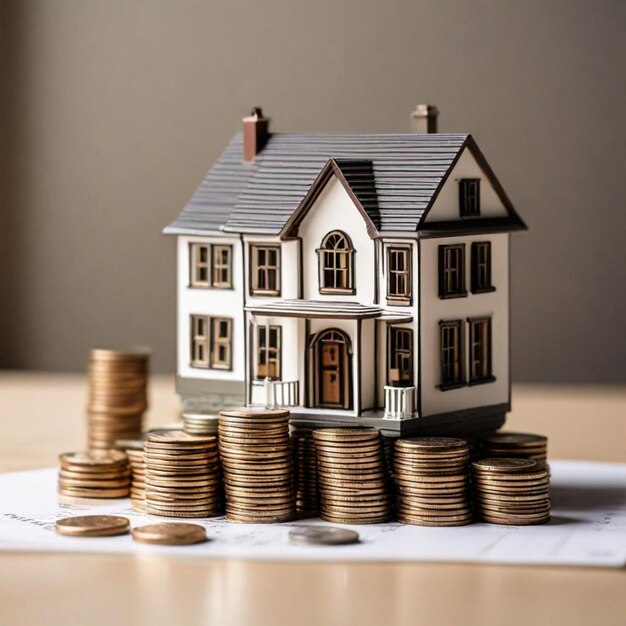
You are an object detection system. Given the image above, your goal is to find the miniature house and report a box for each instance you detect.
[163,106,526,436]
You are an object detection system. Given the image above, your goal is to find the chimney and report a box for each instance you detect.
[243,107,270,162]
[411,104,438,133]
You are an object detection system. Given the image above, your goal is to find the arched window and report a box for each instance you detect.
[317,230,355,294]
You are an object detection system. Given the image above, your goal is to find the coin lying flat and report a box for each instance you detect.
[55,515,130,537]
[131,522,208,545]
[289,525,359,546]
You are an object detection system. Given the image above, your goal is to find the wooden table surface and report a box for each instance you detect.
[0,372,624,626]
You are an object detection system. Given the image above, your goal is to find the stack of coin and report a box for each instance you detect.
[291,432,319,518]
[183,413,218,437]
[472,458,551,525]
[393,437,472,526]
[313,428,393,525]
[144,432,222,519]
[219,408,295,523]
[58,451,130,499]
[87,348,150,451]
[480,432,548,469]
[115,439,147,512]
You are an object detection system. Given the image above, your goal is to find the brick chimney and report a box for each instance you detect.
[243,107,270,162]
[411,104,438,133]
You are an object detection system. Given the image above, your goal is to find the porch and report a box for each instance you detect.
[245,299,417,422]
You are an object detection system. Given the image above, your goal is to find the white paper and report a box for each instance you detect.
[0,460,625,567]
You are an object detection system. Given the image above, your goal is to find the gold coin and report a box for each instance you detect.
[58,477,131,489]
[131,522,207,545]
[482,432,547,446]
[60,451,128,468]
[395,437,468,452]
[397,515,473,527]
[472,458,538,472]
[57,485,130,498]
[225,511,294,524]
[55,515,130,537]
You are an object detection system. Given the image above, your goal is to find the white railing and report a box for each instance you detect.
[265,379,300,409]
[383,385,416,420]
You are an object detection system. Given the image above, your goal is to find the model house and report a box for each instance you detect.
[163,106,526,435]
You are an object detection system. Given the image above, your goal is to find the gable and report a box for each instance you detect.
[280,159,379,240]
[423,147,507,222]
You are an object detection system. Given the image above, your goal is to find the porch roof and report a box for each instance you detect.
[245,299,412,322]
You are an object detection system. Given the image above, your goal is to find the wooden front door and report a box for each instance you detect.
[321,341,342,405]
[313,329,351,409]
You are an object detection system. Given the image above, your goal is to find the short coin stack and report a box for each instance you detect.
[144,432,222,519]
[58,451,130,499]
[480,432,548,469]
[313,428,393,525]
[183,413,218,437]
[115,439,147,512]
[472,458,551,525]
[291,432,319,518]
[394,437,473,526]
[87,348,150,451]
[219,408,295,523]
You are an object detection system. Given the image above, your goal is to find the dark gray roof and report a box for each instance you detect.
[164,132,521,236]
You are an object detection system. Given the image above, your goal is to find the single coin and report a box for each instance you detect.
[395,437,468,452]
[60,451,128,468]
[55,515,130,537]
[57,485,130,498]
[132,522,207,545]
[482,432,547,446]
[313,428,380,442]
[472,458,538,472]
[58,477,131,489]
[289,525,359,546]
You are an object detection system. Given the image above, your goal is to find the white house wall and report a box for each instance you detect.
[419,233,510,416]
[298,175,375,303]
[424,148,509,222]
[177,235,245,382]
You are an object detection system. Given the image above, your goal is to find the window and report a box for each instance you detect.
[318,230,355,294]
[459,179,480,217]
[190,243,232,288]
[468,318,493,384]
[250,245,281,295]
[190,315,209,366]
[211,318,232,369]
[439,320,464,389]
[257,325,281,379]
[190,244,210,286]
[438,244,467,298]
[190,315,232,369]
[388,327,413,386]
[387,247,411,304]
[471,242,494,293]
[212,246,232,288]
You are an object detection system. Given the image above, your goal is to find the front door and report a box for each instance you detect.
[321,341,342,405]
[313,328,351,409]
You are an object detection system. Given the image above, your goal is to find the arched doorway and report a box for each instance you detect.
[310,328,352,410]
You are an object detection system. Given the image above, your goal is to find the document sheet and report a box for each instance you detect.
[0,460,625,567]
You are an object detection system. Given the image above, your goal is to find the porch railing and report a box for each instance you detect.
[265,379,300,409]
[383,385,416,420]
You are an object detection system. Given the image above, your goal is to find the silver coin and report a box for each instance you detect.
[288,525,359,546]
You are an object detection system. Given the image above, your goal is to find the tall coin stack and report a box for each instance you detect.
[480,432,548,469]
[183,413,219,437]
[58,451,130,499]
[144,432,222,518]
[393,437,473,526]
[115,439,147,512]
[219,408,295,523]
[291,431,319,518]
[472,458,551,525]
[313,428,393,525]
[87,348,150,451]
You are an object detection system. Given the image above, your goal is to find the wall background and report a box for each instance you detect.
[1,0,625,382]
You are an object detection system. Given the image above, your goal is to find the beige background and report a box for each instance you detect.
[1,0,625,381]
